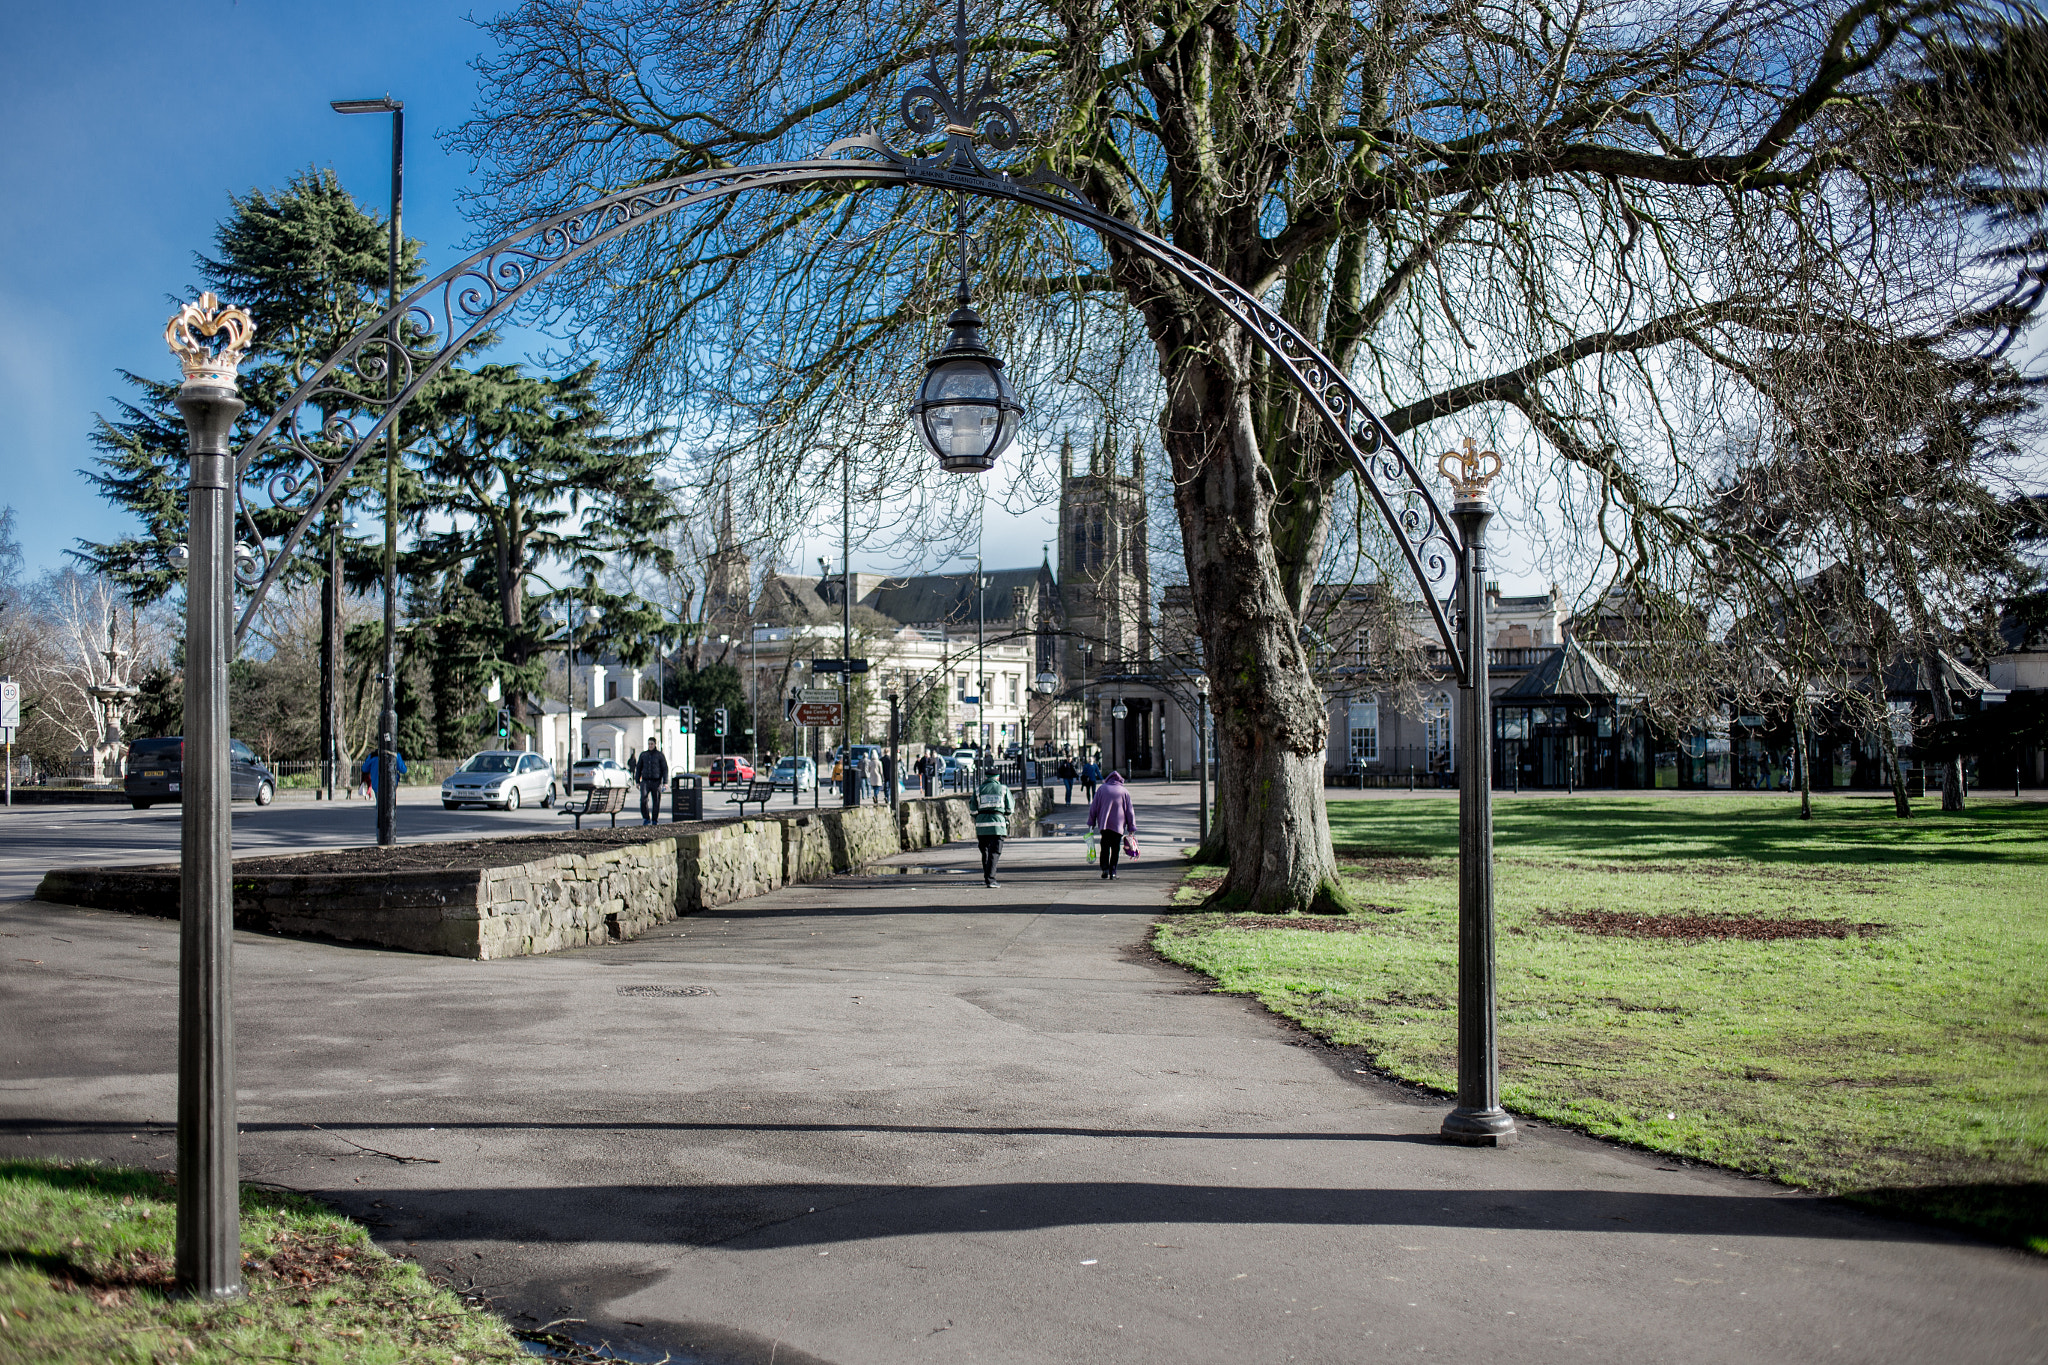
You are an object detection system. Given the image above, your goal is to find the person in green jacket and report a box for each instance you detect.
[973,771,1014,888]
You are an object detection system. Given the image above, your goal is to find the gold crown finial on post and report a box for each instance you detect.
[164,291,255,386]
[1437,436,1503,501]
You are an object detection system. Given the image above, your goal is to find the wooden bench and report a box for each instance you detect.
[726,777,776,816]
[562,782,630,829]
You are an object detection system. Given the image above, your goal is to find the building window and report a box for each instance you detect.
[1008,675,1019,705]
[1425,692,1453,771]
[1348,697,1379,764]
[605,680,617,701]
[956,673,968,700]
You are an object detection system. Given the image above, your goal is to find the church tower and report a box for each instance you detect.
[703,490,751,625]
[1056,430,1150,683]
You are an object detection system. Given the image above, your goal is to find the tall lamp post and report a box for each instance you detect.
[1110,696,1128,775]
[1196,673,1211,846]
[331,93,404,845]
[165,290,256,1299]
[1437,437,1516,1147]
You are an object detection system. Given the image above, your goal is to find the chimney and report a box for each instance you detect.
[587,661,607,710]
[624,666,644,703]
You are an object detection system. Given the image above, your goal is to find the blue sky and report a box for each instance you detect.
[0,0,1078,587]
[0,1,496,580]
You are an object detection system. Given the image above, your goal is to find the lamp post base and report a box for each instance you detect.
[1440,1106,1518,1146]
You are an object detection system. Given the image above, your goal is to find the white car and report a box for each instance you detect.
[443,751,556,811]
[569,757,634,793]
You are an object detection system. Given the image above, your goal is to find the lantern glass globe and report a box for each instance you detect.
[911,303,1023,474]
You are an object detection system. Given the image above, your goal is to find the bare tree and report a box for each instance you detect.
[457,0,2048,910]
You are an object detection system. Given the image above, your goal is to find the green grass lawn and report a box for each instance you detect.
[0,1160,543,1363]
[1156,793,2048,1252]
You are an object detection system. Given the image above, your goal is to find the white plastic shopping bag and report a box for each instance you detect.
[1084,829,1098,863]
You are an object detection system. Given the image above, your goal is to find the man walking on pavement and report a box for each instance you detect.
[1087,769,1136,880]
[634,736,669,825]
[1080,755,1101,801]
[1056,755,1077,805]
[973,768,1013,888]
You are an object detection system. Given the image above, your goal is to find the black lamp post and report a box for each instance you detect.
[1197,673,1211,845]
[331,93,404,844]
[1437,437,1517,1147]
[164,291,256,1299]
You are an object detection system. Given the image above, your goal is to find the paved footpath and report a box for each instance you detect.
[1,790,2040,1364]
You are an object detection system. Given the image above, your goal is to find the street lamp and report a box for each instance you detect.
[1436,436,1516,1148]
[164,289,257,1300]
[331,93,404,846]
[910,193,1023,473]
[1196,673,1212,846]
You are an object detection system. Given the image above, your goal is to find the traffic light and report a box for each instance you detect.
[713,707,728,737]
[496,707,511,738]
[681,704,696,733]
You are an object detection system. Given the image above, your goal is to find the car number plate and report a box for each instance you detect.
[146,770,166,777]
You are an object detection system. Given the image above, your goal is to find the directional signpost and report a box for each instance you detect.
[795,687,842,727]
[809,658,869,674]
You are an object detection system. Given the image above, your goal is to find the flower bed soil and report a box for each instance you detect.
[195,823,713,877]
[1538,909,1888,941]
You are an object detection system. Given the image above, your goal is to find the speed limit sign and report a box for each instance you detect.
[0,679,19,730]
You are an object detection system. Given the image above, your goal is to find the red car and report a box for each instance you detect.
[709,756,755,786]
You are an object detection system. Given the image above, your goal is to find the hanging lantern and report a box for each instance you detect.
[911,299,1024,473]
[1033,670,1058,696]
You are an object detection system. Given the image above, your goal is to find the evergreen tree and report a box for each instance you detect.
[78,168,427,603]
[405,361,674,741]
[663,661,750,754]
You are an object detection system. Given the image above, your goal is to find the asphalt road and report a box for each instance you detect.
[1,788,2039,1365]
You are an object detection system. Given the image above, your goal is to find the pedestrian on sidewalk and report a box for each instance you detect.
[1080,756,1101,801]
[973,769,1014,887]
[1087,770,1135,880]
[633,737,669,825]
[1057,756,1076,805]
[360,749,407,798]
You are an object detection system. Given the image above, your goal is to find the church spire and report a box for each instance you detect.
[1060,431,1074,480]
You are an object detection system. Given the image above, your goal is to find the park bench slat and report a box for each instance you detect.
[563,782,630,829]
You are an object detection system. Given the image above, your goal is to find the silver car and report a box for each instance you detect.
[442,751,557,810]
[569,757,634,793]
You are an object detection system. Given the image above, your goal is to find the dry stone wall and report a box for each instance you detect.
[37,788,1056,960]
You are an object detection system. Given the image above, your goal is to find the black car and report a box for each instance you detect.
[124,736,278,810]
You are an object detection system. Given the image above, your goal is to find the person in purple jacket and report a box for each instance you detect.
[1086,770,1136,880]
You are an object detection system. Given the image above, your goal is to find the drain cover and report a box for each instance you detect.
[615,985,716,997]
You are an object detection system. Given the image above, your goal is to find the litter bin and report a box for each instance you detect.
[671,773,704,822]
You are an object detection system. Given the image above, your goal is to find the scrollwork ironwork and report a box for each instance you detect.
[226,2,1469,677]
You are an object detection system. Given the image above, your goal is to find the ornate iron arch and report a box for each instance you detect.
[229,105,1468,681]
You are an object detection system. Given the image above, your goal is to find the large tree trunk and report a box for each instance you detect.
[1795,698,1813,821]
[1158,340,1354,915]
[1877,708,1913,818]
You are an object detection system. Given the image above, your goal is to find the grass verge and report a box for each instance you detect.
[0,1158,553,1363]
[1157,793,2047,1253]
